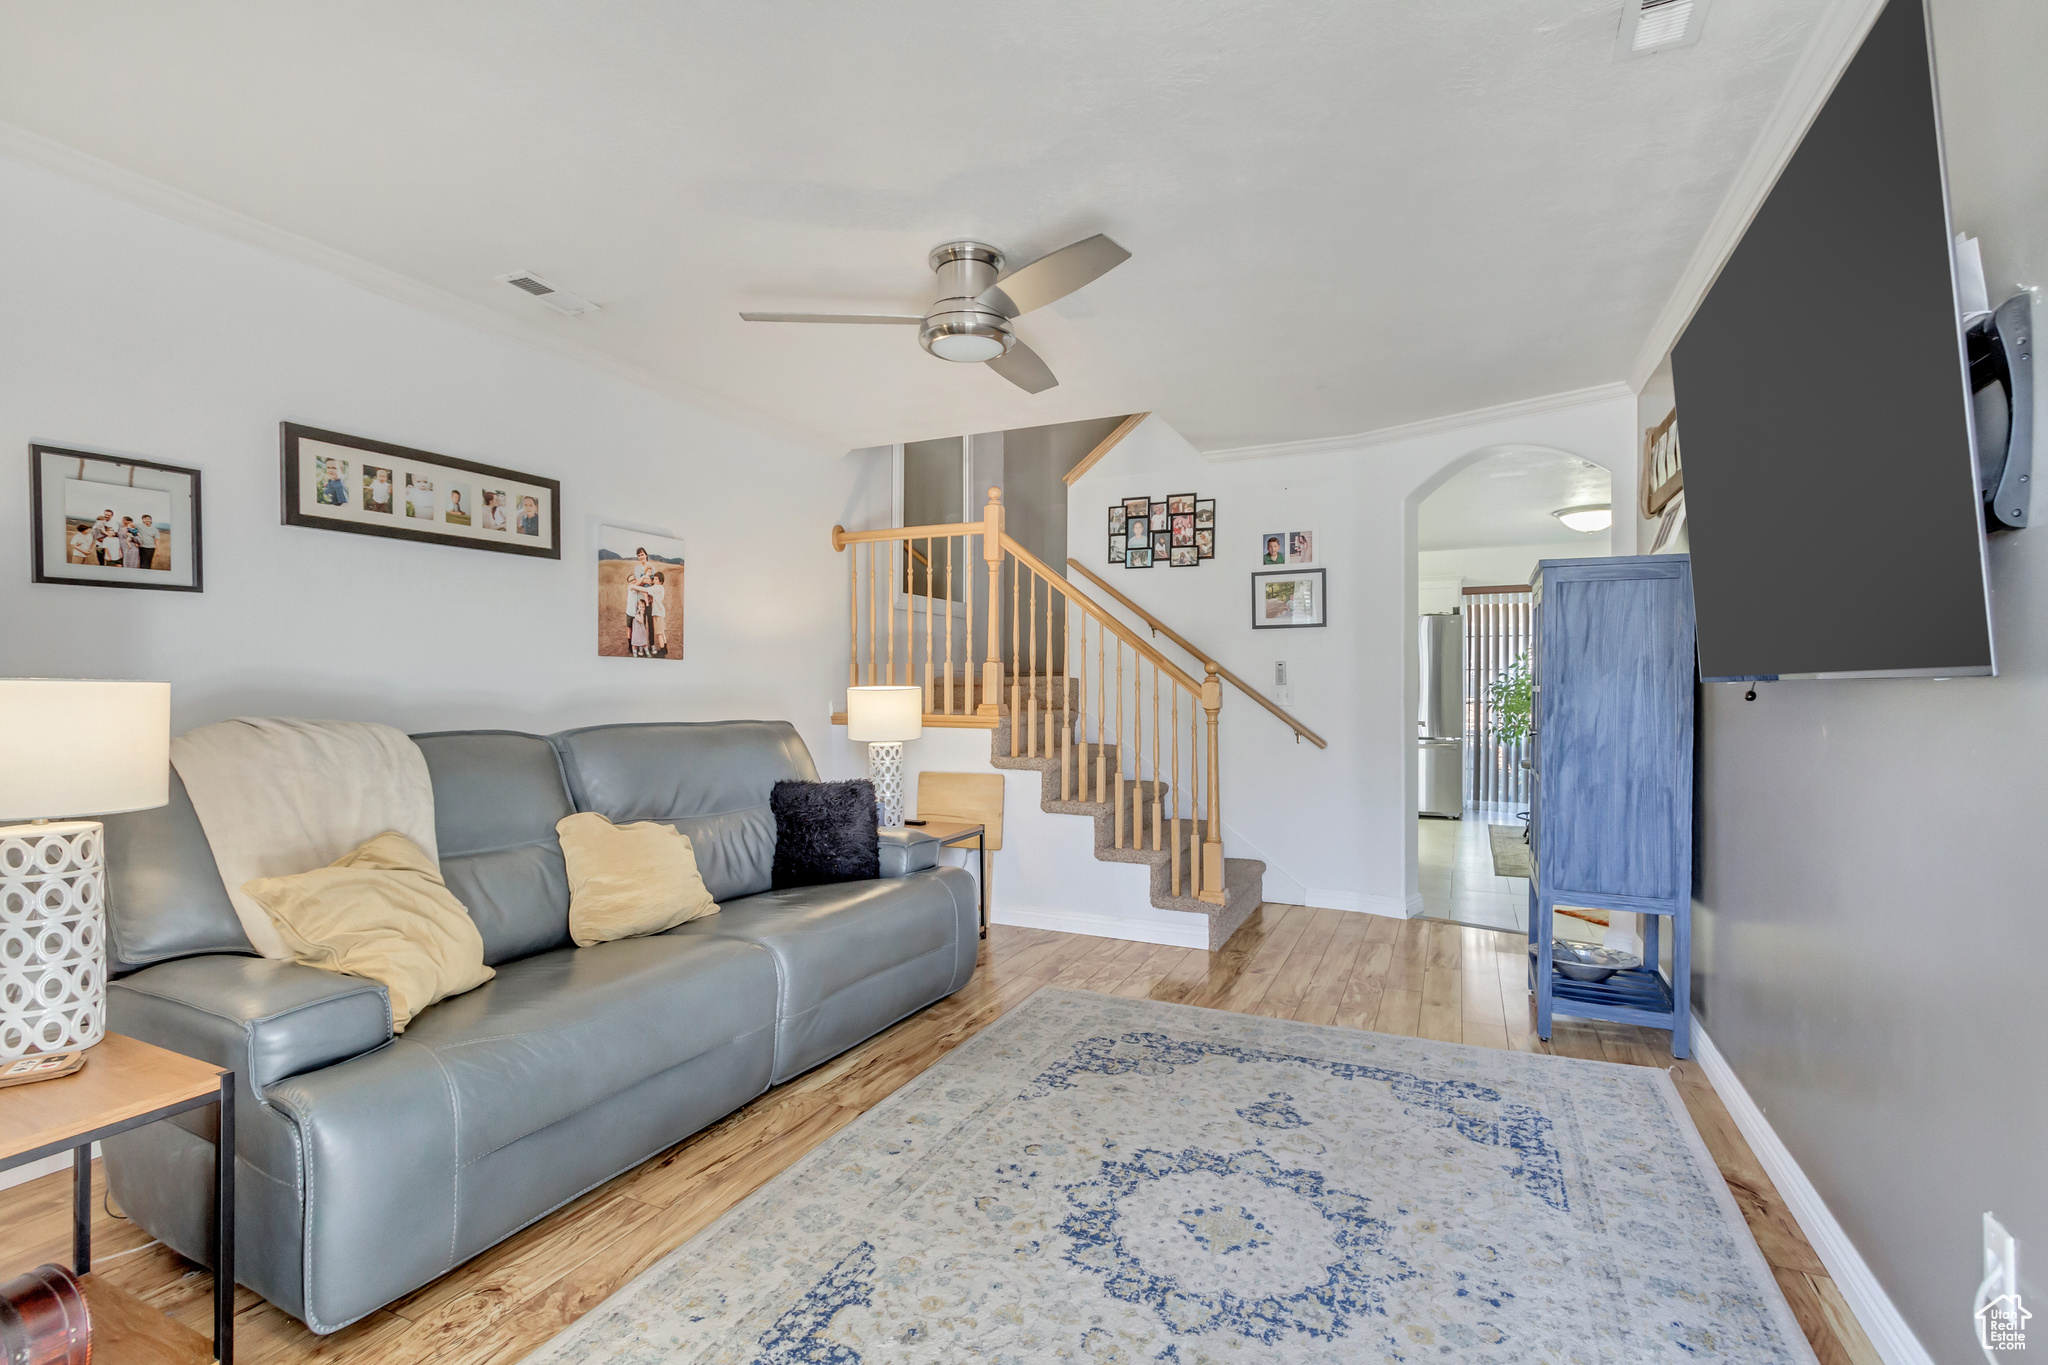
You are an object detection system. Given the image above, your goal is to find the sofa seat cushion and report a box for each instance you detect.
[397,933,775,1162]
[667,868,976,1081]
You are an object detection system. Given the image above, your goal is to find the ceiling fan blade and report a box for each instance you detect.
[977,233,1130,318]
[986,339,1058,394]
[738,312,923,324]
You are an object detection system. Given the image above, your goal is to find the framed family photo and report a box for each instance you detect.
[1253,567,1326,628]
[1111,493,1217,567]
[30,445,203,592]
[280,423,561,558]
[598,525,684,660]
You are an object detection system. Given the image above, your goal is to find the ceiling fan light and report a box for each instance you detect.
[1553,504,1613,533]
[929,332,1007,363]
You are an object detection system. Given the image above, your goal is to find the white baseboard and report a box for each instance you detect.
[991,902,1211,950]
[1691,1019,1934,1365]
[0,1145,94,1193]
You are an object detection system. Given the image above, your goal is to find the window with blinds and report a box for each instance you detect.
[1463,587,1533,809]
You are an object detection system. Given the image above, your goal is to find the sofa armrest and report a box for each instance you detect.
[878,827,941,878]
[110,955,394,1094]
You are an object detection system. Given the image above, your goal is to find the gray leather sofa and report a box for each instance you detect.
[96,720,976,1333]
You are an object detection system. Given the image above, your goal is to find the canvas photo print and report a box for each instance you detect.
[599,525,685,659]
[32,446,202,592]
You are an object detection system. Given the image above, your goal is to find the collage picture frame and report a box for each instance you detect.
[1109,493,1215,568]
[280,422,562,559]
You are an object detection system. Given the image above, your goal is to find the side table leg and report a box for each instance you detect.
[977,836,987,939]
[215,1074,235,1364]
[72,1144,91,1274]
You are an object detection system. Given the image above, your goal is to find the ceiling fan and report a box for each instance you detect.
[739,234,1130,394]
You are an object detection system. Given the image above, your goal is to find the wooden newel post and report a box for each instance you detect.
[1199,662,1225,903]
[978,488,1004,716]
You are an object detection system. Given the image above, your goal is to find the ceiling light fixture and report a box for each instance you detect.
[1553,504,1613,533]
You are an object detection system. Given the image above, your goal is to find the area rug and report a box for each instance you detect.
[526,990,1815,1364]
[1487,823,1533,879]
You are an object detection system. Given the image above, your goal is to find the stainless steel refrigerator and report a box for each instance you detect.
[1417,613,1465,818]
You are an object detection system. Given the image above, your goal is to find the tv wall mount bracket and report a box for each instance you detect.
[1969,290,2033,532]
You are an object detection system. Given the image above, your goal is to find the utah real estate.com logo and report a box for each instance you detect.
[1979,1293,2031,1353]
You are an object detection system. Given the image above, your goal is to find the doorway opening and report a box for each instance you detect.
[1413,448,1612,933]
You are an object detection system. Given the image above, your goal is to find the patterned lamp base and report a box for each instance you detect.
[866,741,906,828]
[0,820,107,1061]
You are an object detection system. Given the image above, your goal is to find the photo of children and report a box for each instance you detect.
[61,480,174,572]
[1289,530,1315,564]
[517,494,541,536]
[480,489,508,532]
[444,484,472,527]
[363,465,394,513]
[405,473,436,521]
[313,455,350,506]
[1263,533,1286,565]
[597,526,685,661]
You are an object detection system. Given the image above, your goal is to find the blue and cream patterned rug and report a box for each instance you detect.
[528,989,1815,1363]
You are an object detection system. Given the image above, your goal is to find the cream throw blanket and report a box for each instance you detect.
[171,718,439,960]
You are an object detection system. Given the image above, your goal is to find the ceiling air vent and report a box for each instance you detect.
[1616,0,1711,58]
[495,271,597,316]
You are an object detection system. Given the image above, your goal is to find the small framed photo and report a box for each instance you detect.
[1253,568,1326,629]
[31,446,203,592]
[1166,493,1195,516]
[282,423,560,558]
[598,525,684,660]
[1261,532,1287,565]
[1171,545,1198,567]
[1170,513,1195,547]
[1195,527,1215,559]
[1126,515,1148,543]
[1127,544,1154,568]
[1109,533,1127,562]
[1110,506,1127,535]
[1122,496,1151,519]
[1149,501,1168,531]
[1288,529,1315,564]
[1194,499,1215,529]
[1151,530,1171,558]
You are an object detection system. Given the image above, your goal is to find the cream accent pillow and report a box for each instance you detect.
[241,832,494,1032]
[556,812,719,947]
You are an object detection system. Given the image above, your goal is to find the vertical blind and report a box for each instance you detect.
[1463,588,1532,809]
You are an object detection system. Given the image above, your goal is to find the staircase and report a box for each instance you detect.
[834,490,1266,951]
[987,675,1264,950]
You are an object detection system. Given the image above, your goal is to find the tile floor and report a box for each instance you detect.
[1417,810,1604,941]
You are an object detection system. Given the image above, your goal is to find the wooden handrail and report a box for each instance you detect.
[1002,536,1201,694]
[1067,557,1328,749]
[1061,411,1150,487]
[832,520,982,550]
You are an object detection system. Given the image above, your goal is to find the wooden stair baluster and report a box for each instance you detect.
[979,491,1003,717]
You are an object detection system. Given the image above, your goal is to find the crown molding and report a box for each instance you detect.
[0,120,842,454]
[1625,0,1889,390]
[1200,381,1635,463]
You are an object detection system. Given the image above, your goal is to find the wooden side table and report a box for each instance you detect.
[0,1033,235,1363]
[912,820,988,938]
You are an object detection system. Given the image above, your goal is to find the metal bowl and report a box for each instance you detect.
[1528,940,1643,983]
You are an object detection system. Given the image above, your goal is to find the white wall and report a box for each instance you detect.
[1417,540,1609,593]
[0,153,870,755]
[1066,402,1638,915]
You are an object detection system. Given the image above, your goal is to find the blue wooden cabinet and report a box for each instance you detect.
[1527,554,1696,1057]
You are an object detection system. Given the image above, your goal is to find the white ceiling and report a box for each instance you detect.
[1417,448,1612,551]
[0,0,1841,451]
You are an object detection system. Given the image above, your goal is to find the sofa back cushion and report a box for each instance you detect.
[550,721,818,902]
[103,768,254,970]
[413,731,576,965]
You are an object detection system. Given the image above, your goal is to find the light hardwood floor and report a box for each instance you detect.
[0,908,1882,1365]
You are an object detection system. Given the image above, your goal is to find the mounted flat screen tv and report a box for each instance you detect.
[1672,0,1995,680]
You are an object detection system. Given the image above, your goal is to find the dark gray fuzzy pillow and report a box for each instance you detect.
[770,779,881,888]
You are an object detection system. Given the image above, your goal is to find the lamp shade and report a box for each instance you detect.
[0,679,171,820]
[845,686,924,743]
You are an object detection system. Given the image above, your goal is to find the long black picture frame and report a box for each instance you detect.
[280,422,562,559]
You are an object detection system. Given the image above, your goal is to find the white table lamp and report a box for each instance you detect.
[846,686,923,828]
[0,679,171,1060]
